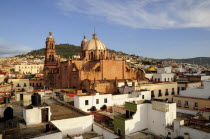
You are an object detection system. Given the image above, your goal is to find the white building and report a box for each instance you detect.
[8,79,31,92]
[157,67,172,74]
[173,67,186,73]
[74,90,151,112]
[114,101,176,138]
[145,73,175,82]
[119,82,178,102]
[168,119,210,139]
[14,63,44,74]
[179,80,210,99]
[23,105,51,125]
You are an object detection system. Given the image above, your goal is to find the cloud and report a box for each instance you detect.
[56,0,210,29]
[0,38,32,58]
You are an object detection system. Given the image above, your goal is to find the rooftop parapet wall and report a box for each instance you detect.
[125,102,137,111]
[152,101,169,112]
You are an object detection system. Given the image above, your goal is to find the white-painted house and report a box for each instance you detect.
[157,67,172,74]
[74,91,151,112]
[145,73,175,82]
[15,63,44,74]
[114,101,177,138]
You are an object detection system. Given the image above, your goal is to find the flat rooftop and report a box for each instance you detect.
[2,122,60,139]
[48,97,89,120]
[126,131,154,139]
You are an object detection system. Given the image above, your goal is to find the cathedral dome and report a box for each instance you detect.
[84,33,107,50]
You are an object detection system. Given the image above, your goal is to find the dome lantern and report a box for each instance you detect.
[92,33,97,39]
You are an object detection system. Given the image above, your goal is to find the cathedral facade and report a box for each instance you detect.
[44,32,147,93]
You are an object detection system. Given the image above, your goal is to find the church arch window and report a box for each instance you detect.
[95,66,100,72]
[52,55,54,61]
[100,52,103,59]
[90,52,94,60]
[49,55,52,61]
[50,43,53,49]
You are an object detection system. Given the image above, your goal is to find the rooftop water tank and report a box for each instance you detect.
[31,93,41,106]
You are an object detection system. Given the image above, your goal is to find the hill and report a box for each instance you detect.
[23,44,210,66]
[159,57,210,66]
[27,44,80,58]
[26,43,126,58]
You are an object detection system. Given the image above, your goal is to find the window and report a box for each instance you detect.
[142,95,144,99]
[151,91,155,98]
[172,88,175,95]
[184,101,189,108]
[194,102,198,110]
[165,89,169,96]
[24,83,27,87]
[104,98,107,103]
[158,90,162,97]
[96,99,99,104]
[117,128,122,136]
[178,87,180,94]
[177,100,181,107]
[85,100,89,105]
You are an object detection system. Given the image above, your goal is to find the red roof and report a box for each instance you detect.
[0,70,7,75]
[34,89,52,92]
[200,108,210,112]
[0,92,11,94]
[66,94,77,97]
[65,94,89,97]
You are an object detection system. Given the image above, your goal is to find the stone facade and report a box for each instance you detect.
[44,32,147,93]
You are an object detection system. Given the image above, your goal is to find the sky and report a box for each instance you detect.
[0,0,210,59]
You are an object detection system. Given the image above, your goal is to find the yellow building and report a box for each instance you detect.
[173,96,210,113]
[140,82,178,102]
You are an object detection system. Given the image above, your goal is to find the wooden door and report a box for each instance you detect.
[41,108,48,122]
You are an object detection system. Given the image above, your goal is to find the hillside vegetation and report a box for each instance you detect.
[25,43,210,66]
[27,43,125,58]
[159,57,210,66]
[27,44,81,58]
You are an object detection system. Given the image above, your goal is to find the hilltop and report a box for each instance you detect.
[159,57,210,66]
[25,43,126,58]
[19,44,210,67]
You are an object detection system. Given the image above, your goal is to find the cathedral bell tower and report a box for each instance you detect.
[45,32,56,62]
[80,35,88,60]
[44,32,58,88]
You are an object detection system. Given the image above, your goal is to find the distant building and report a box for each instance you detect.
[174,80,210,115]
[15,63,44,74]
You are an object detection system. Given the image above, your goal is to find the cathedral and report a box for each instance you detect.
[44,32,147,93]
